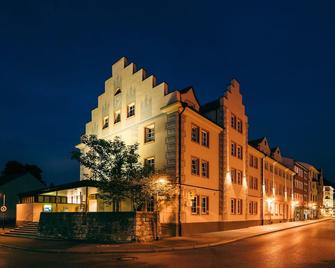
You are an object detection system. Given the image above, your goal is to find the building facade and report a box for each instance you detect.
[16,57,326,234]
[322,186,334,216]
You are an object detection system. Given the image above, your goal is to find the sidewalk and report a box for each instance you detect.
[0,218,331,254]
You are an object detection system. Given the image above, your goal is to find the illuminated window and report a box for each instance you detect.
[191,157,200,175]
[201,196,209,214]
[201,130,209,147]
[144,124,155,143]
[201,160,209,178]
[127,103,135,117]
[191,125,200,143]
[191,195,200,214]
[102,116,109,129]
[114,110,121,124]
[145,157,155,172]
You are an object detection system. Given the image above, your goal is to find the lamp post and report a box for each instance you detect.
[155,177,167,240]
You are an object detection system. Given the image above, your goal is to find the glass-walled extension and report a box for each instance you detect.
[16,180,133,224]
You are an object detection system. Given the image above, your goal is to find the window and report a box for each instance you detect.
[270,165,273,173]
[265,162,269,170]
[144,124,155,143]
[237,170,242,185]
[102,116,109,129]
[237,119,243,133]
[231,199,236,214]
[237,145,243,159]
[249,154,253,167]
[201,130,209,147]
[237,199,243,214]
[114,110,121,124]
[231,114,236,129]
[231,142,236,156]
[231,168,236,183]
[191,195,200,214]
[254,157,258,169]
[114,88,121,95]
[191,157,200,175]
[249,201,258,214]
[201,196,209,214]
[145,157,155,172]
[127,103,135,117]
[201,160,209,178]
[253,177,258,190]
[191,125,200,143]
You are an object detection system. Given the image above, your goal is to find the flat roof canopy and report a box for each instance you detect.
[18,180,99,197]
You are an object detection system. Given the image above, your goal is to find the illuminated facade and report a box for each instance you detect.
[322,186,334,216]
[16,57,325,235]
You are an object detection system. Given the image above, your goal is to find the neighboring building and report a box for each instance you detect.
[322,185,334,216]
[0,173,45,225]
[248,138,295,224]
[299,162,323,219]
[282,158,309,220]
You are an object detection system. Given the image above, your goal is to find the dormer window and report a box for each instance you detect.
[114,88,121,96]
[102,116,109,129]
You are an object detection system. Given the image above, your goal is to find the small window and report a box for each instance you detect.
[231,114,236,129]
[127,103,135,117]
[201,130,209,147]
[201,160,209,178]
[237,199,243,214]
[231,142,236,156]
[237,170,243,185]
[253,157,258,169]
[231,198,236,214]
[191,125,200,143]
[102,116,109,129]
[191,195,200,214]
[144,124,155,143]
[237,145,243,159]
[114,88,121,95]
[231,168,236,183]
[253,177,258,190]
[145,157,155,172]
[237,118,243,133]
[114,110,121,124]
[191,157,200,175]
[201,196,209,214]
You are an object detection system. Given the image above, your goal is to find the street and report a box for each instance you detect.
[0,220,334,268]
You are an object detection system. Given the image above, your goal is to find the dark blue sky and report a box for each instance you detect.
[0,1,334,184]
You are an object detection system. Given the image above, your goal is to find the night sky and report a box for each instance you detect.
[0,1,334,185]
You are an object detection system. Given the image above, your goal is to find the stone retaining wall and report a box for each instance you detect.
[38,211,160,242]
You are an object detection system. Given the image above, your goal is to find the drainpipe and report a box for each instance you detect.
[260,156,265,225]
[177,103,186,237]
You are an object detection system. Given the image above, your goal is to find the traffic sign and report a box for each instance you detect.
[0,206,7,213]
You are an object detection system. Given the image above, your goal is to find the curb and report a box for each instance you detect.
[0,219,331,254]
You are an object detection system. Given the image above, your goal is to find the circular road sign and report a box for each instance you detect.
[0,206,7,213]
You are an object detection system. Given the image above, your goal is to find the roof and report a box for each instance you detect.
[200,98,220,112]
[248,137,266,147]
[18,180,99,197]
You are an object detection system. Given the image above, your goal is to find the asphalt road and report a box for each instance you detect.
[0,220,334,268]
